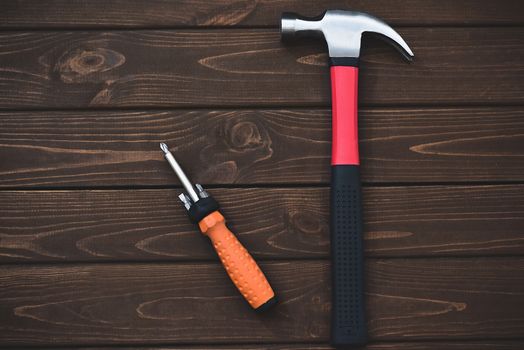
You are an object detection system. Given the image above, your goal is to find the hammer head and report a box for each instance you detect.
[281,10,414,61]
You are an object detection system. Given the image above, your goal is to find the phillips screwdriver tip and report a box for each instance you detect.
[160,142,169,154]
[159,142,200,202]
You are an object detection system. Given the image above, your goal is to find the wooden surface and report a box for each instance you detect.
[1,0,523,27]
[1,185,523,261]
[2,259,524,344]
[1,107,523,186]
[1,1,523,349]
[1,28,523,109]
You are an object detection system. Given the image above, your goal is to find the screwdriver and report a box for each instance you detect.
[160,143,277,311]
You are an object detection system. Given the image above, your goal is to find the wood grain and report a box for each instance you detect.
[28,341,524,350]
[0,28,523,109]
[1,2,522,350]
[1,185,523,262]
[1,258,523,345]
[1,107,523,187]
[1,0,523,28]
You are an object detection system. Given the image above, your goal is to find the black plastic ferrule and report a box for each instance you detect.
[187,196,220,223]
[329,57,359,67]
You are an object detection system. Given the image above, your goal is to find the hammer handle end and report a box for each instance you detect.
[330,165,367,347]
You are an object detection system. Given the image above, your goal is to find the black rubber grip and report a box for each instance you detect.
[330,165,367,347]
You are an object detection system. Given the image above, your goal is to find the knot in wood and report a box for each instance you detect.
[286,210,328,246]
[291,210,322,233]
[56,47,125,83]
[227,121,267,152]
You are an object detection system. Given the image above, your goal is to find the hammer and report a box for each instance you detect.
[280,10,414,347]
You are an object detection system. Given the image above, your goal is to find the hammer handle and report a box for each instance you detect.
[330,66,367,346]
[331,66,359,166]
[330,165,367,346]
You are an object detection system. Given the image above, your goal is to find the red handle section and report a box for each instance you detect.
[330,66,359,165]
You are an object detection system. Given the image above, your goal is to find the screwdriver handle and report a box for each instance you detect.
[198,211,276,310]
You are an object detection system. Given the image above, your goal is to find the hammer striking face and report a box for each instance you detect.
[280,9,414,348]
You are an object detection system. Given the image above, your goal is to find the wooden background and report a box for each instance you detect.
[1,1,524,349]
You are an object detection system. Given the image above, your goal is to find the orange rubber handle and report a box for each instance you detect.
[199,211,275,309]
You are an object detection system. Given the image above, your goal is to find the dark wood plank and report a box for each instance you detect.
[30,340,524,350]
[1,107,523,187]
[1,0,523,28]
[1,185,523,262]
[1,258,523,345]
[1,28,523,109]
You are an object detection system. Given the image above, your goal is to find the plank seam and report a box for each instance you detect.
[2,181,524,192]
[1,23,524,32]
[3,101,524,113]
[2,255,524,267]
[1,104,524,114]
[2,337,524,349]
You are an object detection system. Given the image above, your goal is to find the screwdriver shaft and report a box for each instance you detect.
[160,143,200,202]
